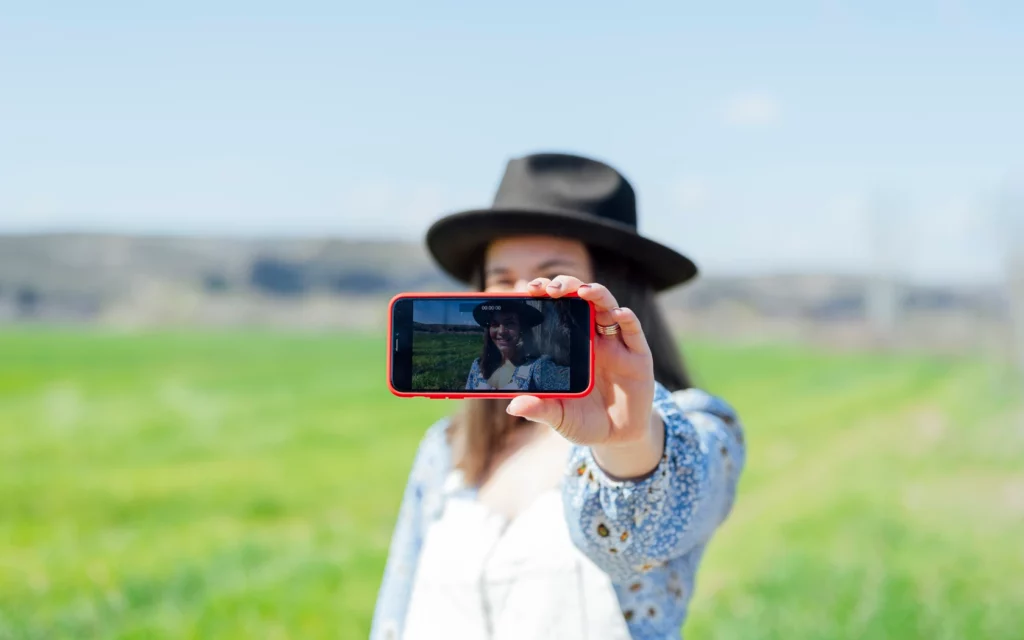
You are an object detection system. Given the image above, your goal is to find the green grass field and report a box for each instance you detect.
[410,332,479,391]
[1,330,1022,639]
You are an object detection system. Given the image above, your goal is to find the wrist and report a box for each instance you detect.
[590,411,665,481]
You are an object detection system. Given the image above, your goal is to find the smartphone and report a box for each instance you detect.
[388,292,595,398]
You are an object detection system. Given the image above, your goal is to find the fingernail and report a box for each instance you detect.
[548,282,562,290]
[529,279,543,287]
[613,307,624,314]
[578,284,591,292]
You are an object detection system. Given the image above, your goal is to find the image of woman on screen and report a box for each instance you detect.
[465,300,570,391]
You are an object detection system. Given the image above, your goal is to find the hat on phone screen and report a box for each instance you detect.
[472,299,544,329]
[426,152,698,292]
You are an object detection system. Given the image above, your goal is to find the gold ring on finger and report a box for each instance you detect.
[596,322,621,336]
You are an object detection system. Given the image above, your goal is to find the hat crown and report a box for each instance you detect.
[491,153,638,228]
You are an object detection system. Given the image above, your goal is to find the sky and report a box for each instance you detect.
[412,300,480,327]
[2,1,1022,284]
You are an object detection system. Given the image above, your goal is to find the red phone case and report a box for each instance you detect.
[387,291,596,399]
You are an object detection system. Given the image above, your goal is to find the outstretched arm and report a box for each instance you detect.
[563,386,745,580]
[503,275,745,635]
[561,386,744,635]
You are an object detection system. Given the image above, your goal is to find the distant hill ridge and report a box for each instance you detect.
[0,233,1007,326]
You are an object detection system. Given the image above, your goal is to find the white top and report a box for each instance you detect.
[486,359,518,389]
[402,472,633,640]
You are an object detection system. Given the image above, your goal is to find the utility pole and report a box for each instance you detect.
[997,185,1024,375]
[865,191,903,348]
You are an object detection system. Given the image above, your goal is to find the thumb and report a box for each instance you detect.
[506,395,564,428]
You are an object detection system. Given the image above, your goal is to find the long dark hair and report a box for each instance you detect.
[449,247,693,485]
[479,310,541,378]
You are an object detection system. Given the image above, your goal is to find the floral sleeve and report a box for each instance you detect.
[562,383,745,634]
[369,419,452,640]
[530,356,571,392]
[465,358,484,390]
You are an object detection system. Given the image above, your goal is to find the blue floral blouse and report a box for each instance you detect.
[464,355,571,391]
[369,383,746,639]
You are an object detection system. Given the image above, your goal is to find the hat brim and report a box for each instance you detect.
[471,299,544,328]
[426,206,698,292]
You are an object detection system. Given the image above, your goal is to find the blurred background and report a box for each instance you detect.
[1,1,1022,638]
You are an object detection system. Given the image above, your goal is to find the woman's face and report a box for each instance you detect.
[483,235,594,292]
[488,311,521,357]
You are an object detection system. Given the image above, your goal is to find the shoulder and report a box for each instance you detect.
[407,417,455,489]
[420,416,453,448]
[417,417,453,459]
[529,354,569,380]
[466,359,483,385]
[663,386,740,423]
[529,353,550,369]
[655,384,746,461]
[530,354,566,372]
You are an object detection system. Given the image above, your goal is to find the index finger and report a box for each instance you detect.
[576,282,620,315]
[545,275,586,298]
[576,282,622,331]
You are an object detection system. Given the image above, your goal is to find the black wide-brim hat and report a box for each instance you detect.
[472,299,544,329]
[426,153,698,292]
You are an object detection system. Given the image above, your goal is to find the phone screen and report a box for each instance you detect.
[390,295,593,395]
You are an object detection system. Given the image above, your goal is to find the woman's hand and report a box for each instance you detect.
[506,276,665,479]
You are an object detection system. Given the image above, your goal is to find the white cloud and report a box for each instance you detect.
[722,93,782,128]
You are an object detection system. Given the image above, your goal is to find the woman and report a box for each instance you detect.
[371,153,746,640]
[465,300,570,392]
